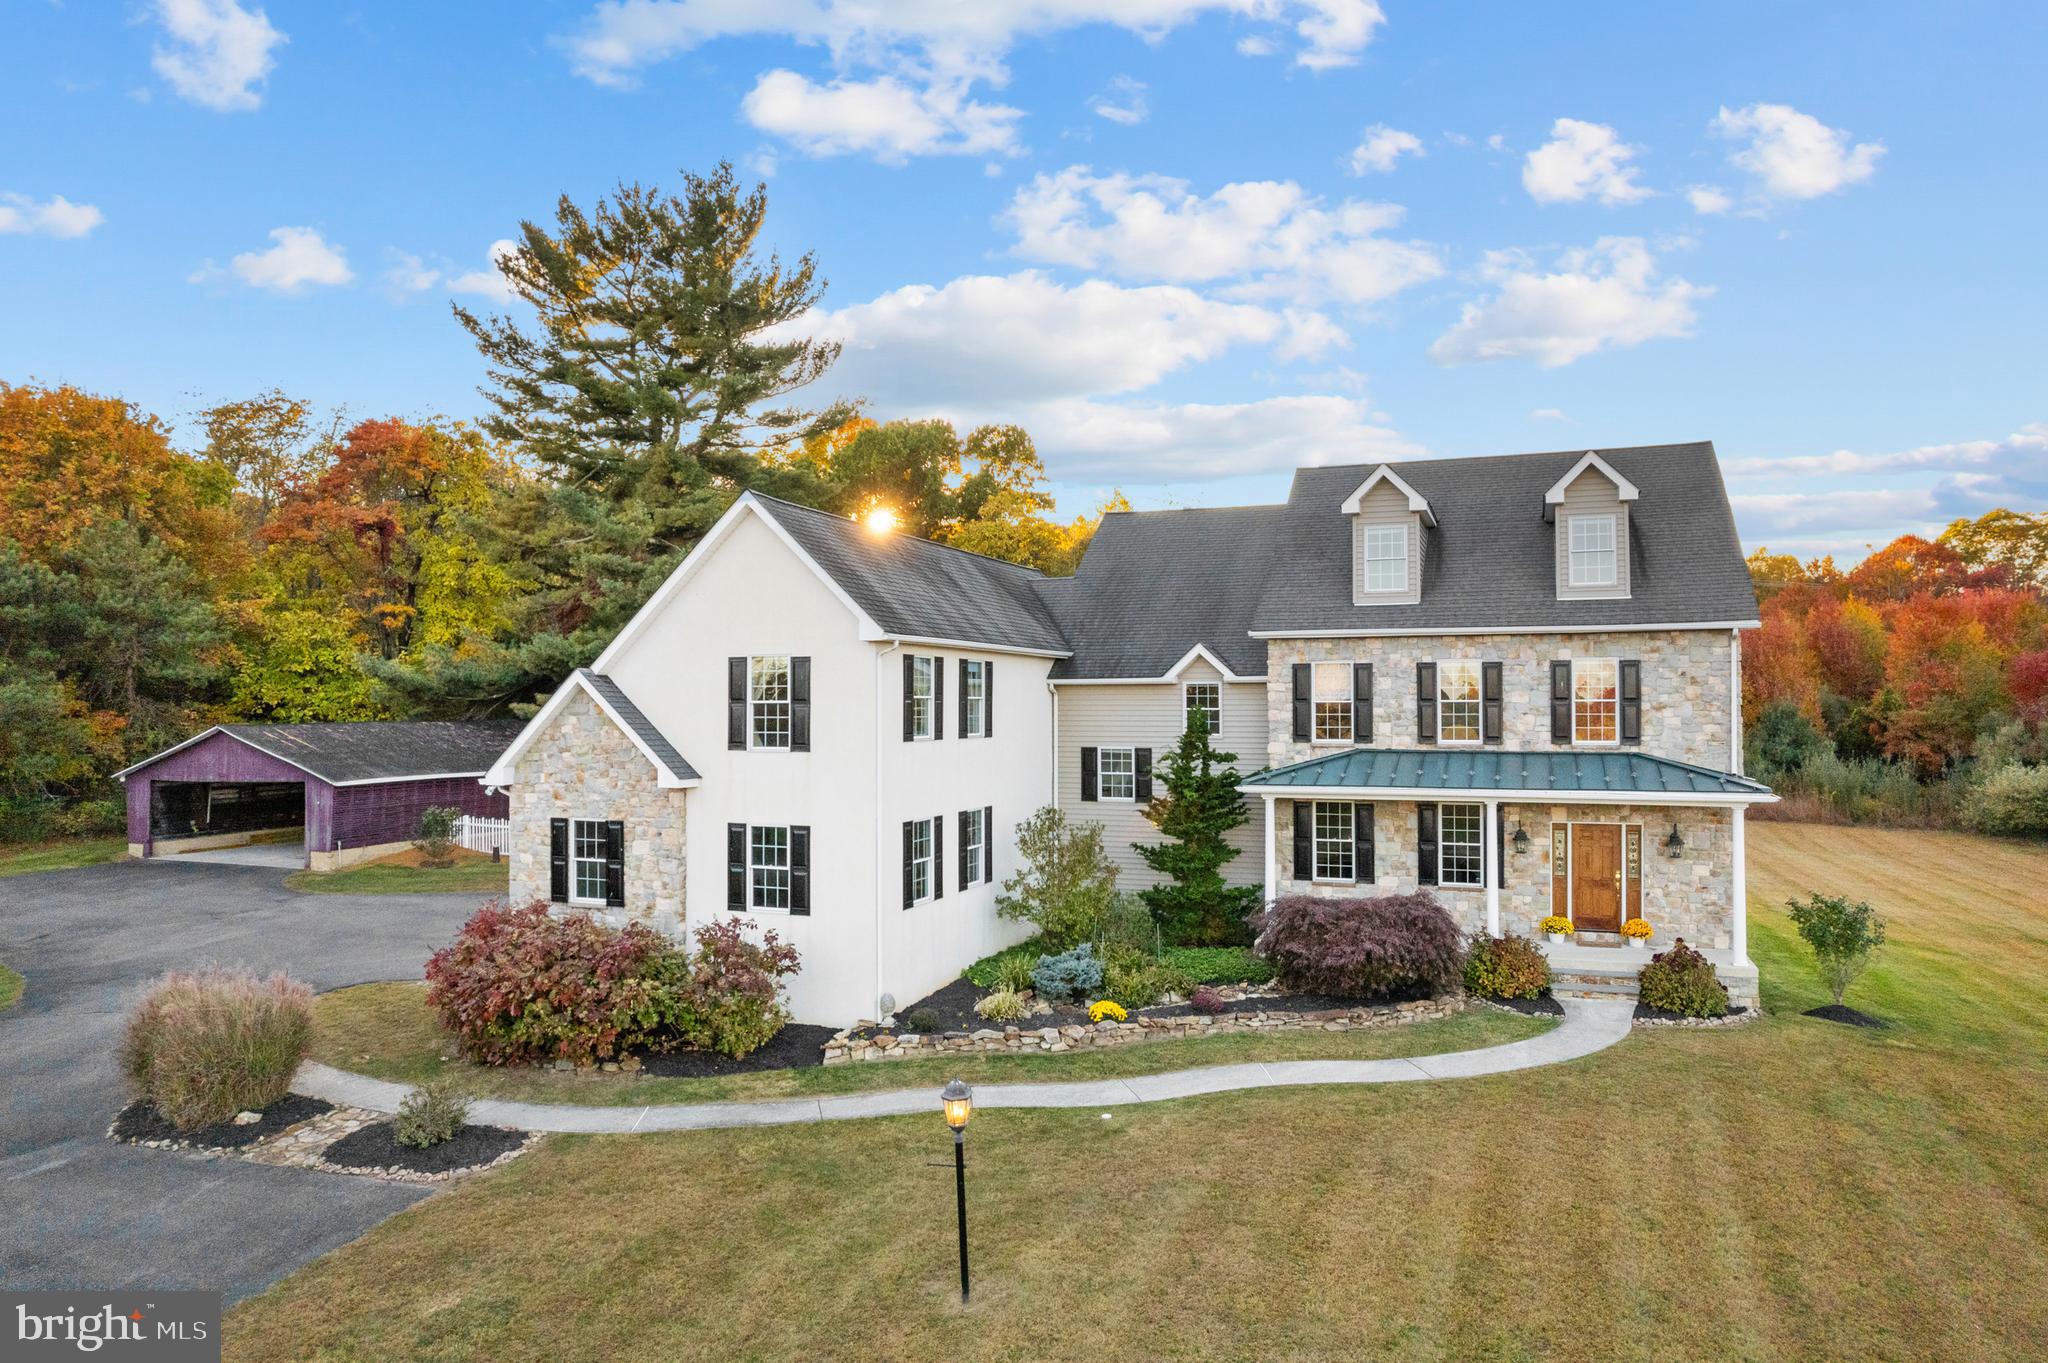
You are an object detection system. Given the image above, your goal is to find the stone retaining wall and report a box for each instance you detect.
[824,995,1464,1064]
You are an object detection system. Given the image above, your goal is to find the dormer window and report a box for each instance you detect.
[1342,465,1433,605]
[1568,515,1617,587]
[1362,524,1407,592]
[1547,451,1637,601]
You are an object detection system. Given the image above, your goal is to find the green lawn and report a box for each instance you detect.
[0,961,21,1010]
[0,836,126,879]
[286,849,509,896]
[311,980,1549,1106]
[228,823,2048,1363]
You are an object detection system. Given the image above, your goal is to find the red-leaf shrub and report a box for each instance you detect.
[1252,893,1464,1000]
[684,916,802,1058]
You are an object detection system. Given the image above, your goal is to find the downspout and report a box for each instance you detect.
[1047,679,1059,808]
[875,638,901,1022]
[1729,627,1743,774]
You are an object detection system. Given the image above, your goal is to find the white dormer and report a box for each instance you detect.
[1546,451,1635,600]
[1341,465,1433,606]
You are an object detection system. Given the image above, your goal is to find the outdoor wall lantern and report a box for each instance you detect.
[1511,823,1531,854]
[1664,822,1686,858]
[941,1078,974,1303]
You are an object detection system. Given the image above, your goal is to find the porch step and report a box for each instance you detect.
[1549,968,1642,1001]
[1552,981,1639,1000]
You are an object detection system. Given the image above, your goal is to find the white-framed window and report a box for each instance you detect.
[1569,515,1618,587]
[1438,802,1483,887]
[908,817,934,903]
[962,808,986,887]
[749,655,791,749]
[1573,658,1620,745]
[962,660,988,737]
[1184,682,1221,736]
[909,656,934,740]
[1362,524,1407,593]
[750,825,792,910]
[1099,746,1137,801]
[1312,661,1354,743]
[1437,661,1482,745]
[570,818,607,904]
[1312,801,1354,882]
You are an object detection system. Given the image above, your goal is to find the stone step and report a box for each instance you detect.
[1553,981,1639,999]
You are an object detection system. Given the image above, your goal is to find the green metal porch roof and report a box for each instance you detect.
[1240,748,1775,801]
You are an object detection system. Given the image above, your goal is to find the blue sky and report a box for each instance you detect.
[4,1,2043,561]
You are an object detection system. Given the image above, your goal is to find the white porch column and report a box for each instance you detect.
[1263,794,1278,906]
[1731,805,1749,963]
[1483,798,1501,937]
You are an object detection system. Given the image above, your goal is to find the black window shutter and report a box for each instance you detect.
[1080,746,1098,801]
[932,815,944,899]
[603,820,625,908]
[985,662,994,736]
[982,805,993,883]
[901,820,914,908]
[1291,663,1311,740]
[1418,804,1439,886]
[1416,662,1437,744]
[549,818,569,903]
[1353,664,1373,744]
[1620,660,1643,745]
[790,656,811,751]
[1135,748,1153,801]
[1355,802,1375,884]
[933,659,945,742]
[1482,661,1504,745]
[790,826,810,915]
[958,659,969,738]
[958,809,972,889]
[728,657,747,750]
[1550,661,1572,743]
[1291,801,1312,880]
[1495,809,1506,889]
[728,823,745,910]
[902,654,915,741]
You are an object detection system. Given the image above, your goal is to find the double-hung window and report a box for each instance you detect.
[1312,662,1354,743]
[962,660,988,737]
[1573,659,1620,745]
[1098,747,1137,801]
[1312,802,1354,882]
[1569,515,1618,587]
[570,818,607,904]
[1438,802,1483,887]
[908,656,935,740]
[749,825,792,910]
[1184,682,1221,736]
[907,817,934,903]
[961,808,986,887]
[1362,524,1407,593]
[749,655,791,749]
[1437,661,1482,745]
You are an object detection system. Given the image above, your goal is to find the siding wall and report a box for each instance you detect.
[123,733,319,851]
[1554,467,1632,599]
[329,777,506,854]
[1349,480,1424,606]
[1053,656,1265,889]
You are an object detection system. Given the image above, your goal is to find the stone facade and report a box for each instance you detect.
[1263,629,1736,770]
[508,688,687,930]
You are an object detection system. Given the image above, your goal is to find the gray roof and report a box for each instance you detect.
[750,494,1070,655]
[121,719,529,785]
[578,670,699,781]
[1241,747,1774,799]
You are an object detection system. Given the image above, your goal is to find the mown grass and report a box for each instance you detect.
[0,961,21,1010]
[286,847,509,896]
[231,824,2048,1362]
[311,980,1548,1106]
[0,836,127,879]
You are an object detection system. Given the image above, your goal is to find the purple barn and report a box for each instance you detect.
[114,720,523,871]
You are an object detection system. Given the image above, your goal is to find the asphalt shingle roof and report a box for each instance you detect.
[200,719,528,785]
[579,670,699,781]
[1241,747,1773,798]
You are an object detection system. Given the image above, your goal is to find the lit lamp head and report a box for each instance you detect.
[941,1078,973,1133]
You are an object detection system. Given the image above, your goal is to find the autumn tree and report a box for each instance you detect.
[1941,509,2048,589]
[197,388,338,514]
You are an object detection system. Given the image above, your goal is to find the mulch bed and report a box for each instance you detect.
[634,1023,839,1078]
[1484,994,1566,1018]
[1633,1002,1752,1023]
[876,977,999,1035]
[321,1120,527,1176]
[857,976,1438,1037]
[111,1093,332,1150]
[1804,1003,1887,1029]
[1139,989,1411,1020]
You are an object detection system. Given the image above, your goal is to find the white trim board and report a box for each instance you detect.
[1545,452,1640,504]
[1239,784,1776,807]
[1340,465,1437,525]
[483,671,698,789]
[1247,620,1760,640]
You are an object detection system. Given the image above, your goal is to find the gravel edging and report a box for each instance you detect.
[1631,1002,1757,1028]
[109,1094,334,1151]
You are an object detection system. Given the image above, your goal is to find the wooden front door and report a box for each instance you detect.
[1571,824,1623,932]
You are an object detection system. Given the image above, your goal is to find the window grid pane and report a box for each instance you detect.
[1312,662,1353,742]
[963,810,984,885]
[1574,661,1619,743]
[1099,748,1136,800]
[910,657,933,738]
[1313,802,1354,881]
[572,819,606,901]
[1363,526,1406,592]
[750,825,791,910]
[964,661,985,736]
[1438,661,1481,743]
[750,655,791,748]
[1570,517,1617,586]
[1185,683,1221,736]
[1440,803,1483,886]
[910,819,933,900]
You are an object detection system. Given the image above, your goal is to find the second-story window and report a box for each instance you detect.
[750,825,791,910]
[750,655,791,749]
[1438,661,1482,744]
[1312,662,1353,743]
[962,660,987,737]
[1573,659,1620,744]
[1185,682,1221,736]
[1098,747,1137,801]
[1569,515,1618,587]
[1362,524,1407,592]
[909,656,935,739]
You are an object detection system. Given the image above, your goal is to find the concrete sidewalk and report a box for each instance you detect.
[294,997,1635,1134]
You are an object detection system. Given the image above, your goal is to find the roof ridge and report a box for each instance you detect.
[1299,442,1714,477]
[745,490,1052,579]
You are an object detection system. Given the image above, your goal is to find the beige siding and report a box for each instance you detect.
[1554,468,1631,599]
[1349,481,1424,606]
[1053,657,1265,888]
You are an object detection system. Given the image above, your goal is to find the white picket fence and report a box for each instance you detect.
[454,815,510,856]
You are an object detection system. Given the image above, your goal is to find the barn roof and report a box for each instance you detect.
[115,719,528,787]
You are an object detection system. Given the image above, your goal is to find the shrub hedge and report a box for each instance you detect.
[1463,933,1550,1000]
[1636,939,1729,1018]
[1253,893,1464,1000]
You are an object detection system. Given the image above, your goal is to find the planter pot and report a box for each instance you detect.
[1546,932,1569,945]
[1629,938,1650,952]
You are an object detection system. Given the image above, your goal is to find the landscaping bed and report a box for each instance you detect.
[1632,1001,1754,1028]
[635,1024,840,1078]
[1482,994,1565,1019]
[320,1120,531,1181]
[111,1093,333,1151]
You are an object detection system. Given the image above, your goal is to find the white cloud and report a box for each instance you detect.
[1235,34,1276,56]
[1004,166,1443,307]
[1022,392,1423,480]
[1522,118,1653,205]
[1348,124,1423,175]
[149,0,285,112]
[194,226,351,294]
[1685,185,1732,215]
[1429,237,1709,367]
[381,250,440,295]
[1530,407,1570,422]
[1722,424,2048,479]
[741,69,1023,160]
[384,240,521,301]
[1089,75,1148,125]
[1712,103,1883,200]
[0,193,104,238]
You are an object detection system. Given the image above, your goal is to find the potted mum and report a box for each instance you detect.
[1539,914,1574,945]
[1622,917,1654,950]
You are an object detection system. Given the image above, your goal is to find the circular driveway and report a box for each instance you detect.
[0,857,487,1302]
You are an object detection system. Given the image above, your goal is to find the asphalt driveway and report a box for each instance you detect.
[0,858,486,1302]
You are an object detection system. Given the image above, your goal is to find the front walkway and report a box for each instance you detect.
[294,997,1635,1135]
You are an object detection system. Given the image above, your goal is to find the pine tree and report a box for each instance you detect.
[1132,710,1259,945]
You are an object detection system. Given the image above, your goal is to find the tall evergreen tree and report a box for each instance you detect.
[1132,711,1259,945]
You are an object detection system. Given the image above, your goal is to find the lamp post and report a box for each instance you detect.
[941,1078,973,1303]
